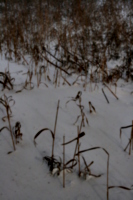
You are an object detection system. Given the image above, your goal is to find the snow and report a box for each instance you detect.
[0,57,133,200]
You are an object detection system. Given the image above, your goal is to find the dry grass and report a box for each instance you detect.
[0,71,14,91]
[0,0,132,90]
[0,94,16,151]
[0,1,132,199]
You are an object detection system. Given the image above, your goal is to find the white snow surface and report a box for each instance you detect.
[0,58,133,200]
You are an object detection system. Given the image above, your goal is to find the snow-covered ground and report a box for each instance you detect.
[0,58,133,200]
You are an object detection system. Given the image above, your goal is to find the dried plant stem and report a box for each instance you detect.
[120,125,133,138]
[77,126,80,176]
[18,50,29,65]
[72,75,81,85]
[63,135,65,188]
[71,128,85,168]
[72,142,78,168]
[120,122,133,154]
[45,48,63,64]
[61,75,71,86]
[6,103,16,151]
[129,121,133,154]
[89,102,92,113]
[124,139,131,152]
[132,120,133,150]
[89,102,96,113]
[114,83,117,95]
[107,153,109,200]
[102,88,109,104]
[104,83,119,100]
[79,118,83,133]
[58,70,61,87]
[52,100,60,158]
[55,69,58,88]
[84,75,87,91]
[61,132,85,146]
[0,95,16,151]
[75,147,109,200]
[40,53,70,75]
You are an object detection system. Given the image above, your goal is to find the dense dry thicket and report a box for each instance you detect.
[0,0,133,81]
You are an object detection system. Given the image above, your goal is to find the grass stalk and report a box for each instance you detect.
[1,95,16,151]
[129,121,133,154]
[52,100,60,158]
[102,88,109,104]
[63,135,65,188]
[77,126,80,176]
[6,106,16,151]
[107,153,109,200]
[104,83,119,100]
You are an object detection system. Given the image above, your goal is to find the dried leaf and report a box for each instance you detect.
[62,132,85,145]
[108,186,132,190]
[120,125,133,138]
[34,128,54,145]
[0,126,10,132]
[65,159,77,168]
